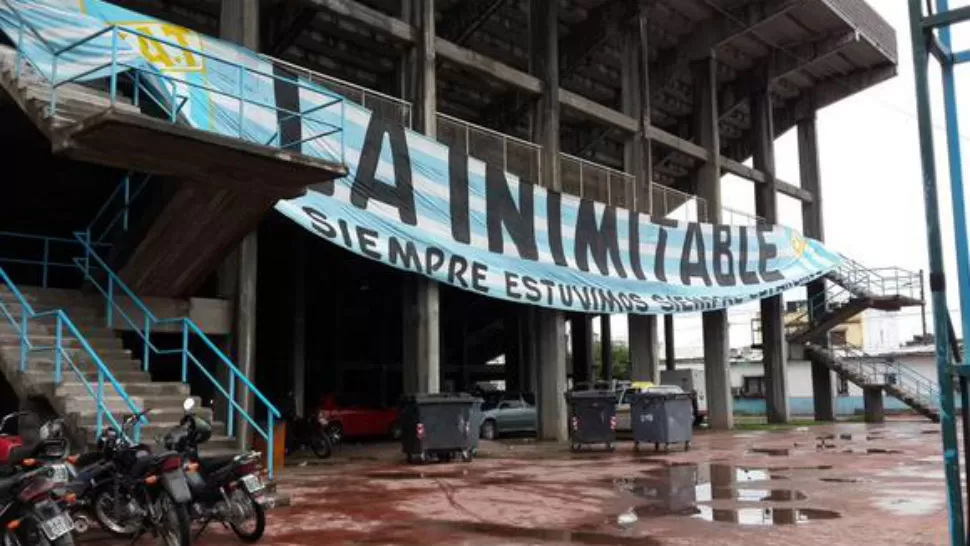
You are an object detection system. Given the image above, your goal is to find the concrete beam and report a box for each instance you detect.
[751,83,789,424]
[693,55,732,431]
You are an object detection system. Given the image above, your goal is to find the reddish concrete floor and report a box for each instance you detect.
[86,419,954,545]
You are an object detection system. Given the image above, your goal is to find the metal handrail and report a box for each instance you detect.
[1,3,346,162]
[71,232,282,477]
[87,172,151,244]
[0,267,145,441]
[0,232,110,288]
[831,342,940,409]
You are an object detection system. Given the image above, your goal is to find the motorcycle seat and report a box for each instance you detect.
[198,454,237,473]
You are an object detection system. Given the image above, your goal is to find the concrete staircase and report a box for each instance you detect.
[0,45,140,139]
[787,257,938,421]
[0,285,236,452]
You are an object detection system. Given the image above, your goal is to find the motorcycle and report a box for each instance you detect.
[0,414,67,467]
[164,398,268,543]
[78,410,193,546]
[0,463,75,545]
[281,394,336,459]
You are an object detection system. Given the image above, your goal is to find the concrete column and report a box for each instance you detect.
[570,315,594,384]
[536,308,567,441]
[692,55,732,430]
[291,234,306,417]
[600,315,613,380]
[530,0,566,441]
[401,0,440,395]
[622,10,659,383]
[751,81,789,424]
[863,386,885,423]
[799,109,836,421]
[629,315,659,383]
[664,315,676,371]
[220,0,259,450]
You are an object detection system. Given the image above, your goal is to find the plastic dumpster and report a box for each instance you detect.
[399,393,482,464]
[564,389,618,452]
[630,386,693,452]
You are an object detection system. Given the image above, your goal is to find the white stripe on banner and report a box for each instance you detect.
[1,0,843,315]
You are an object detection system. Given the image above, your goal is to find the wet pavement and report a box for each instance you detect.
[84,419,952,545]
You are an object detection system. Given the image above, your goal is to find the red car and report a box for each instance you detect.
[318,395,401,439]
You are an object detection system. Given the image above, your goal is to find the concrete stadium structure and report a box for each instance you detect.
[0,0,931,451]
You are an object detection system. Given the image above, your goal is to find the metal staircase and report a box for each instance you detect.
[785,256,939,421]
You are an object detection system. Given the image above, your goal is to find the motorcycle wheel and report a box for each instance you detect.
[93,490,139,538]
[228,489,266,543]
[153,491,191,546]
[310,429,333,459]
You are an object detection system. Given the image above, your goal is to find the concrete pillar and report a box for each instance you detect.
[401,0,440,395]
[600,315,613,380]
[220,0,259,450]
[530,0,566,441]
[863,386,885,423]
[570,315,594,384]
[291,234,306,416]
[664,315,675,371]
[629,315,659,383]
[692,55,732,430]
[536,308,567,441]
[799,109,836,421]
[751,81,790,424]
[622,11,659,384]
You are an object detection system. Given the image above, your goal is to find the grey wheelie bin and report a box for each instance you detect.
[564,389,618,452]
[400,393,482,464]
[630,386,693,452]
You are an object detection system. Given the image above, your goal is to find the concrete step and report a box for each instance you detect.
[63,395,147,415]
[56,381,188,399]
[23,368,149,386]
[0,321,53,336]
[75,404,217,429]
[1,302,101,319]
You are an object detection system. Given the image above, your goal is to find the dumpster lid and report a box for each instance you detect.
[401,393,482,404]
[635,385,689,398]
[565,389,618,401]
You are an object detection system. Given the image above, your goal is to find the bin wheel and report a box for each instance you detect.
[684,441,691,451]
[634,442,640,452]
[570,443,580,452]
[606,442,615,452]
[664,443,670,452]
[460,450,472,463]
[418,452,428,464]
[654,443,660,451]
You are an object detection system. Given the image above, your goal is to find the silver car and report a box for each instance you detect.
[479,393,537,440]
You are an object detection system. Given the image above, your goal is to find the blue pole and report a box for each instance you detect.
[229,377,236,438]
[143,316,151,372]
[938,0,970,372]
[181,320,188,383]
[106,277,114,329]
[268,414,275,480]
[42,238,49,289]
[19,313,27,372]
[123,173,131,233]
[109,28,118,106]
[908,2,966,543]
[54,313,62,384]
[96,369,104,438]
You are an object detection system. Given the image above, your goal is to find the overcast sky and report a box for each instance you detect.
[602,1,970,355]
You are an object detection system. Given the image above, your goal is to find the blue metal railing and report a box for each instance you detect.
[1,0,346,163]
[87,172,151,245]
[0,267,145,441]
[0,232,110,288]
[72,232,281,477]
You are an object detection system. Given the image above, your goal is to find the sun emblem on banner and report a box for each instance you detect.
[791,233,808,258]
[117,22,205,73]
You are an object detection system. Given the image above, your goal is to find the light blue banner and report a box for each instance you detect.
[0,0,842,314]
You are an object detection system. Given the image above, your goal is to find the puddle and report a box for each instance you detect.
[872,489,945,516]
[820,477,864,484]
[365,470,471,481]
[692,506,840,525]
[750,447,791,456]
[840,448,903,455]
[436,521,660,545]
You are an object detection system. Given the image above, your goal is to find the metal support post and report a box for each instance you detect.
[907,1,966,542]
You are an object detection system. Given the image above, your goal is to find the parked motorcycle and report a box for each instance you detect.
[163,398,268,543]
[76,410,193,546]
[0,463,76,546]
[281,393,336,459]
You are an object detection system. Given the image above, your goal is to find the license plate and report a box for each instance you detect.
[241,474,264,494]
[40,513,73,541]
[50,464,70,484]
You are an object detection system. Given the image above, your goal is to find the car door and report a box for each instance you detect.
[495,401,517,432]
[520,394,538,434]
